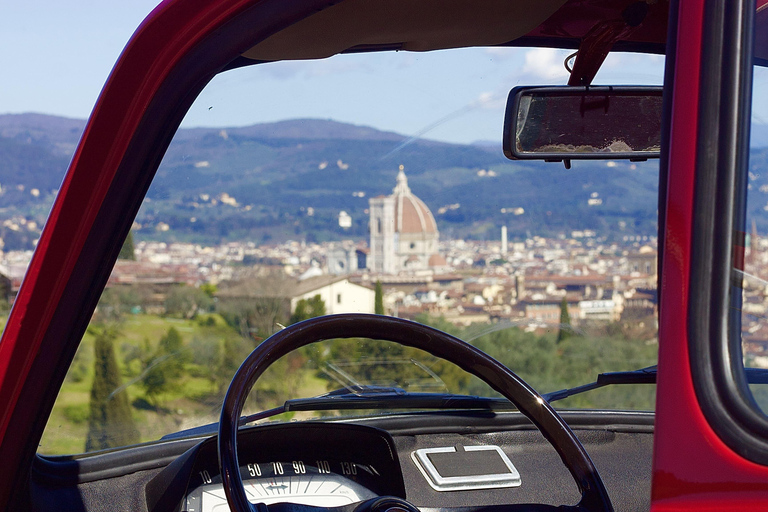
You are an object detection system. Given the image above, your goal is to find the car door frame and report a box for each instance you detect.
[652,0,768,508]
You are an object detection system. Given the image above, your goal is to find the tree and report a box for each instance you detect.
[556,297,572,344]
[141,327,189,406]
[289,294,326,324]
[200,282,217,298]
[118,231,136,260]
[165,285,213,319]
[218,297,290,341]
[374,280,384,315]
[95,286,145,322]
[86,327,139,451]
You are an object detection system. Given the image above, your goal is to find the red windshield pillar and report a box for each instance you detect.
[652,0,768,509]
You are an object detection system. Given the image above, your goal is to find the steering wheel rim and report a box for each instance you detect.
[218,314,614,512]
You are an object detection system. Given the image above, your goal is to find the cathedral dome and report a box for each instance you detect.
[392,168,438,235]
[368,165,441,275]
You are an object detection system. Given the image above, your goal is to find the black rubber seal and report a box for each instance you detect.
[687,0,768,464]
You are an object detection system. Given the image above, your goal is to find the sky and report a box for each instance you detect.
[1,1,669,145]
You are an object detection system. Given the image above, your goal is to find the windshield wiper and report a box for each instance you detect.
[543,365,768,403]
[543,365,658,403]
[163,368,768,440]
[242,385,515,424]
[161,386,515,440]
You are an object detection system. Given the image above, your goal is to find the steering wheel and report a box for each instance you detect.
[218,314,614,512]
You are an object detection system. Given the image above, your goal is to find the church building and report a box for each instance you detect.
[368,166,444,274]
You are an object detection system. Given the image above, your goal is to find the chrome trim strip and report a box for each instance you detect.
[411,445,521,491]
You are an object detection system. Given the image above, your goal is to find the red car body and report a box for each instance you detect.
[2,0,767,509]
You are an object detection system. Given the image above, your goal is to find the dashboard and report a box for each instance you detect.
[31,411,655,512]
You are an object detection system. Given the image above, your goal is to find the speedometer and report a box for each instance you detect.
[185,460,378,512]
[162,424,405,512]
[188,472,376,512]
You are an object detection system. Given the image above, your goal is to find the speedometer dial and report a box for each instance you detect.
[176,424,404,512]
[190,473,376,512]
[185,460,378,512]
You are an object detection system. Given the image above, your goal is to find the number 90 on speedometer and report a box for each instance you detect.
[185,460,378,512]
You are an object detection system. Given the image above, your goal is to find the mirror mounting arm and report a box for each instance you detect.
[546,159,572,170]
[568,2,650,86]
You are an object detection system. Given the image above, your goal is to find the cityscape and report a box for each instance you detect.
[1,164,765,368]
[0,231,659,331]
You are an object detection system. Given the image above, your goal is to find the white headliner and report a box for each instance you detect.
[243,0,568,61]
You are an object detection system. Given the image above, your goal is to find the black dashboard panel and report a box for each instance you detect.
[30,412,654,512]
[394,429,653,510]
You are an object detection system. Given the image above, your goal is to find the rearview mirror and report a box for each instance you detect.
[503,86,663,164]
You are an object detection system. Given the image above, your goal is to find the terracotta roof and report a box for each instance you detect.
[293,275,369,296]
[433,274,463,281]
[428,253,447,266]
[217,274,372,300]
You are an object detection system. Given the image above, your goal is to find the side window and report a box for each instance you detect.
[742,39,768,410]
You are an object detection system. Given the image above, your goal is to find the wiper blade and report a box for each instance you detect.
[543,365,657,403]
[161,386,515,440]
[242,385,515,424]
[543,365,768,403]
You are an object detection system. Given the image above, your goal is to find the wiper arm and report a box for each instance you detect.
[161,386,515,440]
[543,366,658,403]
[242,385,515,424]
[543,365,768,403]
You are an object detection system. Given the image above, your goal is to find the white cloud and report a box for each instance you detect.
[522,48,570,81]
[598,53,665,84]
[604,52,665,68]
[471,91,506,110]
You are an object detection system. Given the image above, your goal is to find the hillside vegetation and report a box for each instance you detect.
[38,308,657,455]
[0,114,665,249]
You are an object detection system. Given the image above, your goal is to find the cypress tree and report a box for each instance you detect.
[374,280,384,315]
[290,294,326,324]
[86,328,139,451]
[142,327,188,405]
[556,297,572,344]
[307,294,326,317]
[118,231,136,260]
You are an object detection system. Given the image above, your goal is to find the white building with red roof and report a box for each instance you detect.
[368,166,441,274]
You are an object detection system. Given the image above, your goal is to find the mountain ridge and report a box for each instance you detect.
[0,112,705,250]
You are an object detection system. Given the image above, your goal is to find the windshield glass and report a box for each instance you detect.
[34,47,663,455]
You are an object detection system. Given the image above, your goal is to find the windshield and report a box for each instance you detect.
[30,47,663,455]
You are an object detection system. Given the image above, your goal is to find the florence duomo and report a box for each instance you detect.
[368,165,445,275]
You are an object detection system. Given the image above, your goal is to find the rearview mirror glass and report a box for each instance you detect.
[503,86,663,162]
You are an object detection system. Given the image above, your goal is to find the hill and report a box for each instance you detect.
[0,113,674,249]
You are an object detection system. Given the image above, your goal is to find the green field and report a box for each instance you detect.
[39,313,328,455]
[24,311,658,455]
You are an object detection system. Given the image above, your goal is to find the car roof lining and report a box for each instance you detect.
[241,0,570,61]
